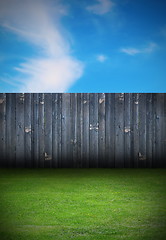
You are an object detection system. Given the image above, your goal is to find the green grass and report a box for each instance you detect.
[0,169,166,240]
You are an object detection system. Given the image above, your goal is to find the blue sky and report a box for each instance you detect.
[0,0,166,92]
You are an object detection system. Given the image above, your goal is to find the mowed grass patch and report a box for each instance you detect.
[0,169,165,240]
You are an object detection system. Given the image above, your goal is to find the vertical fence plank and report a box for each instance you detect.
[163,94,166,167]
[152,94,157,167]
[31,94,34,167]
[146,93,153,167]
[115,93,125,168]
[70,93,77,167]
[160,94,165,167]
[131,93,139,168]
[6,94,11,167]
[10,94,16,167]
[38,93,45,168]
[52,93,58,168]
[155,94,165,167]
[77,94,81,168]
[44,93,52,168]
[16,93,25,167]
[52,93,62,167]
[124,93,132,167]
[89,93,99,167]
[105,93,111,167]
[98,93,106,167]
[61,93,71,167]
[105,94,115,167]
[6,94,16,167]
[138,93,147,168]
[24,94,32,167]
[58,94,62,167]
[77,93,84,167]
[0,94,6,167]
[33,94,39,167]
[82,93,90,167]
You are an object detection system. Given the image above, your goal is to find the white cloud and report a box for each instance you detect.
[96,54,107,62]
[120,48,141,56]
[144,42,158,53]
[0,0,84,92]
[120,42,158,56]
[86,0,114,15]
[17,57,83,92]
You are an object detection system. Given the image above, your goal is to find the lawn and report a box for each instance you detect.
[0,169,166,240]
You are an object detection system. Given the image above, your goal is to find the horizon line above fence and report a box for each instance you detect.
[0,93,166,168]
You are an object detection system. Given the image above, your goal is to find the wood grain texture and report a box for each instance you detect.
[16,93,25,167]
[24,93,32,167]
[0,93,165,168]
[146,94,153,167]
[44,93,52,168]
[89,93,99,167]
[38,93,45,168]
[98,93,106,167]
[0,93,6,167]
[124,93,131,168]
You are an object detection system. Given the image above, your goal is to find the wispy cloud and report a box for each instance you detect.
[96,54,107,62]
[120,42,158,56]
[160,26,166,37]
[120,48,141,56]
[86,0,114,15]
[144,42,158,53]
[0,0,84,92]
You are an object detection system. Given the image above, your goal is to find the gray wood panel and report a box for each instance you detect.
[38,93,45,168]
[138,94,147,167]
[115,93,125,168]
[44,93,52,168]
[0,93,166,168]
[164,94,166,167]
[16,93,25,167]
[52,93,59,168]
[70,93,77,167]
[155,94,165,167]
[61,93,71,167]
[152,94,157,167]
[24,93,32,167]
[82,93,90,167]
[77,93,83,167]
[124,93,132,167]
[6,94,13,167]
[33,93,39,167]
[89,93,99,167]
[105,93,115,167]
[0,93,6,167]
[146,94,153,167]
[98,93,106,167]
[132,93,139,168]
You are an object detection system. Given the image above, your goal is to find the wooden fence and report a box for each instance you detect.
[0,93,165,168]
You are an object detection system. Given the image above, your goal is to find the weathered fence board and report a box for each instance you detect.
[98,93,106,167]
[16,93,25,167]
[83,93,89,167]
[115,93,125,168]
[0,93,6,167]
[44,93,52,168]
[89,93,99,167]
[146,93,153,167]
[124,93,132,167]
[24,93,32,167]
[0,93,165,168]
[138,93,147,167]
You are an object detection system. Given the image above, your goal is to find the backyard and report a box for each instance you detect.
[0,169,165,240]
